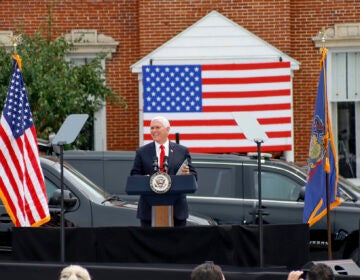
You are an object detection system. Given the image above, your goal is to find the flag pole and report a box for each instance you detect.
[320,29,333,260]
[324,75,333,260]
[8,34,22,55]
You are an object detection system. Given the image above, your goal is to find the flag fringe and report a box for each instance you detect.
[12,54,22,71]
[320,48,327,69]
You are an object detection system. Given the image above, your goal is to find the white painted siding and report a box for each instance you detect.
[131,10,300,72]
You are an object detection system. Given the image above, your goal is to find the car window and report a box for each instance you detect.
[44,178,58,201]
[192,164,236,197]
[63,153,135,195]
[254,171,302,201]
[104,160,133,194]
[62,165,109,203]
[43,157,111,204]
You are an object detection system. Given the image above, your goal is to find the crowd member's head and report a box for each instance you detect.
[59,265,91,280]
[307,263,334,280]
[191,261,225,280]
[287,263,335,280]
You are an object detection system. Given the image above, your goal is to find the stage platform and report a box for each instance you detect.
[2,224,359,279]
[11,224,309,269]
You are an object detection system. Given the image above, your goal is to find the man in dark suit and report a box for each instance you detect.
[130,116,197,227]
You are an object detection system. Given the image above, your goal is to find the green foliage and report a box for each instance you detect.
[0,32,125,149]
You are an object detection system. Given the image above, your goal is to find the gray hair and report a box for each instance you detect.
[151,116,170,128]
[60,265,91,280]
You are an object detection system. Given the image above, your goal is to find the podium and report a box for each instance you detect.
[126,174,198,227]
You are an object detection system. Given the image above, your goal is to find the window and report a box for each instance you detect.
[66,55,104,150]
[331,52,360,102]
[337,102,356,178]
[254,171,302,201]
[193,165,236,197]
[329,51,360,178]
[64,30,118,151]
[44,178,58,203]
[313,24,360,179]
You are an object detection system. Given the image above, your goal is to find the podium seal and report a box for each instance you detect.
[149,172,172,194]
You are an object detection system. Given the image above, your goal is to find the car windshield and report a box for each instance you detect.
[43,157,110,203]
[290,160,360,201]
[342,178,360,191]
[64,163,109,200]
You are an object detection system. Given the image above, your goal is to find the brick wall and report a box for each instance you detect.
[0,0,140,151]
[1,0,360,162]
[290,0,360,163]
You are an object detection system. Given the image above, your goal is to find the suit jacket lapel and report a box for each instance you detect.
[168,142,176,173]
[147,142,157,174]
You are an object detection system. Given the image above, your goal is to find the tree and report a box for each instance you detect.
[0,32,125,150]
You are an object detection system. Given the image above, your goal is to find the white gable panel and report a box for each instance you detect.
[195,12,234,26]
[168,36,262,47]
[154,46,284,59]
[181,26,244,37]
[132,10,300,73]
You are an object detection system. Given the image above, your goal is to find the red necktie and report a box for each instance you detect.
[159,145,165,171]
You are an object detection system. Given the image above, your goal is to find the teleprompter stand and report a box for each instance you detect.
[233,112,268,268]
[51,114,88,263]
[126,175,198,227]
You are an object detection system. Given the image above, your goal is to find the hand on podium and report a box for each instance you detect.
[176,158,190,175]
[178,164,190,175]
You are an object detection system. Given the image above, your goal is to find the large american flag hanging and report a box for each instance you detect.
[142,62,292,153]
[0,55,50,227]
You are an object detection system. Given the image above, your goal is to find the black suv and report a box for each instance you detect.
[63,150,360,262]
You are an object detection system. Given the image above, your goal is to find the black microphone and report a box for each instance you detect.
[163,156,169,173]
[153,156,159,172]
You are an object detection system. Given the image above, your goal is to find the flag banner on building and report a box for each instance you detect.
[142,62,292,153]
[303,49,341,227]
[0,55,50,227]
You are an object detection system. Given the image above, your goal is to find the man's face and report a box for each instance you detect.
[150,119,169,144]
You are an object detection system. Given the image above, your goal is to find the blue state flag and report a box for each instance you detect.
[303,49,341,226]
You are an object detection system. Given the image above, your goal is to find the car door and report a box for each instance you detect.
[0,199,12,258]
[242,162,306,225]
[187,160,246,225]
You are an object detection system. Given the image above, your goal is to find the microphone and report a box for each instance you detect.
[163,156,169,173]
[153,156,159,172]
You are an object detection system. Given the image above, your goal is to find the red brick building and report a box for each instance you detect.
[1,0,360,178]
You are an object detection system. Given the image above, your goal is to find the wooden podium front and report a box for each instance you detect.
[126,175,197,227]
[152,206,173,227]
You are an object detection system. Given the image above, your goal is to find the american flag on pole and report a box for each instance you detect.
[0,55,50,227]
[142,62,292,153]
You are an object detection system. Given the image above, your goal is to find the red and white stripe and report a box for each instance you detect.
[143,61,292,153]
[0,117,50,227]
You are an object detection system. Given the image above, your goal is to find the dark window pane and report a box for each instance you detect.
[337,102,356,178]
